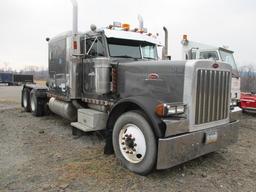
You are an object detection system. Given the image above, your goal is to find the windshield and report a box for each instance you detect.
[141,45,157,59]
[219,50,238,72]
[107,38,157,60]
[200,51,219,60]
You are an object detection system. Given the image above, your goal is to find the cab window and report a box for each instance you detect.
[219,50,239,73]
[191,51,197,59]
[86,37,106,57]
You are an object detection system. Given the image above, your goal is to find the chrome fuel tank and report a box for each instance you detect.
[48,97,77,121]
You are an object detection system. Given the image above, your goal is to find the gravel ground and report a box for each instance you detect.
[0,87,256,192]
[0,85,22,104]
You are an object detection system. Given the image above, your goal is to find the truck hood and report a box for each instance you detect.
[117,60,186,103]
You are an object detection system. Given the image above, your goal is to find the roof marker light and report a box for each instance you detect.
[122,23,130,31]
[183,34,188,41]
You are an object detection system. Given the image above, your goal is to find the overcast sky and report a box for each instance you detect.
[0,0,255,71]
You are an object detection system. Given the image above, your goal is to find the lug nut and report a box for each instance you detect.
[134,143,137,147]
[130,151,133,154]
[123,147,126,150]
[132,148,136,151]
[121,142,125,145]
[126,151,129,154]
[125,134,128,137]
[122,137,125,140]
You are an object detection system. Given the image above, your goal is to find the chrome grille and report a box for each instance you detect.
[195,69,231,125]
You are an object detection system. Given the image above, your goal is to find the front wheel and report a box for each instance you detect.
[112,111,157,175]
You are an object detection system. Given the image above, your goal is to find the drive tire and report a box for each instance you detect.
[30,89,44,117]
[22,88,31,112]
[112,111,157,175]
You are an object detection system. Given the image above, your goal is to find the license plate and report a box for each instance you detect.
[205,131,218,144]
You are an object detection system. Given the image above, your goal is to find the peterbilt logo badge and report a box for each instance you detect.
[147,73,159,80]
[212,63,219,68]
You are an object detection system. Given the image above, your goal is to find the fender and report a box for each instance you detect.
[104,96,166,154]
[109,96,166,137]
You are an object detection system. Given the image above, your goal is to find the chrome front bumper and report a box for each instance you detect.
[156,120,239,170]
[163,119,189,137]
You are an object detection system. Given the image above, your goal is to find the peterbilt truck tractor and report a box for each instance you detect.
[21,0,240,175]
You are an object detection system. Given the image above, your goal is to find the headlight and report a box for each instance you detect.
[176,106,185,113]
[155,103,186,117]
[167,106,176,115]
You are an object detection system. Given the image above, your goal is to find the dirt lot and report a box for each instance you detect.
[0,85,22,104]
[0,86,256,192]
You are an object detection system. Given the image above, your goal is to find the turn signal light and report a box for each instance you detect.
[155,103,165,117]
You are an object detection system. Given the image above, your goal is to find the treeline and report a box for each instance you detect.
[240,65,256,93]
[0,65,48,80]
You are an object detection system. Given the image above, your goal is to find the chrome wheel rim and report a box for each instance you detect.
[119,124,146,163]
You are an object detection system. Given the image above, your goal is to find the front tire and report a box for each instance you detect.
[112,111,157,175]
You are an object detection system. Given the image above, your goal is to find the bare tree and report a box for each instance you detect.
[0,63,48,80]
[240,65,256,92]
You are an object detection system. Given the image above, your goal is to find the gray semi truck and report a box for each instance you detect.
[21,0,240,175]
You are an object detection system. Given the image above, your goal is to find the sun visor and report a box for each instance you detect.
[103,29,162,46]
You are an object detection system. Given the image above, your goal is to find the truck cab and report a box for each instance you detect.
[181,35,241,110]
[46,25,161,100]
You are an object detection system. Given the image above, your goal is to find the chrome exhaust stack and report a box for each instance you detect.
[162,26,170,60]
[163,26,168,57]
[138,15,144,32]
[69,0,82,99]
[70,0,78,34]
